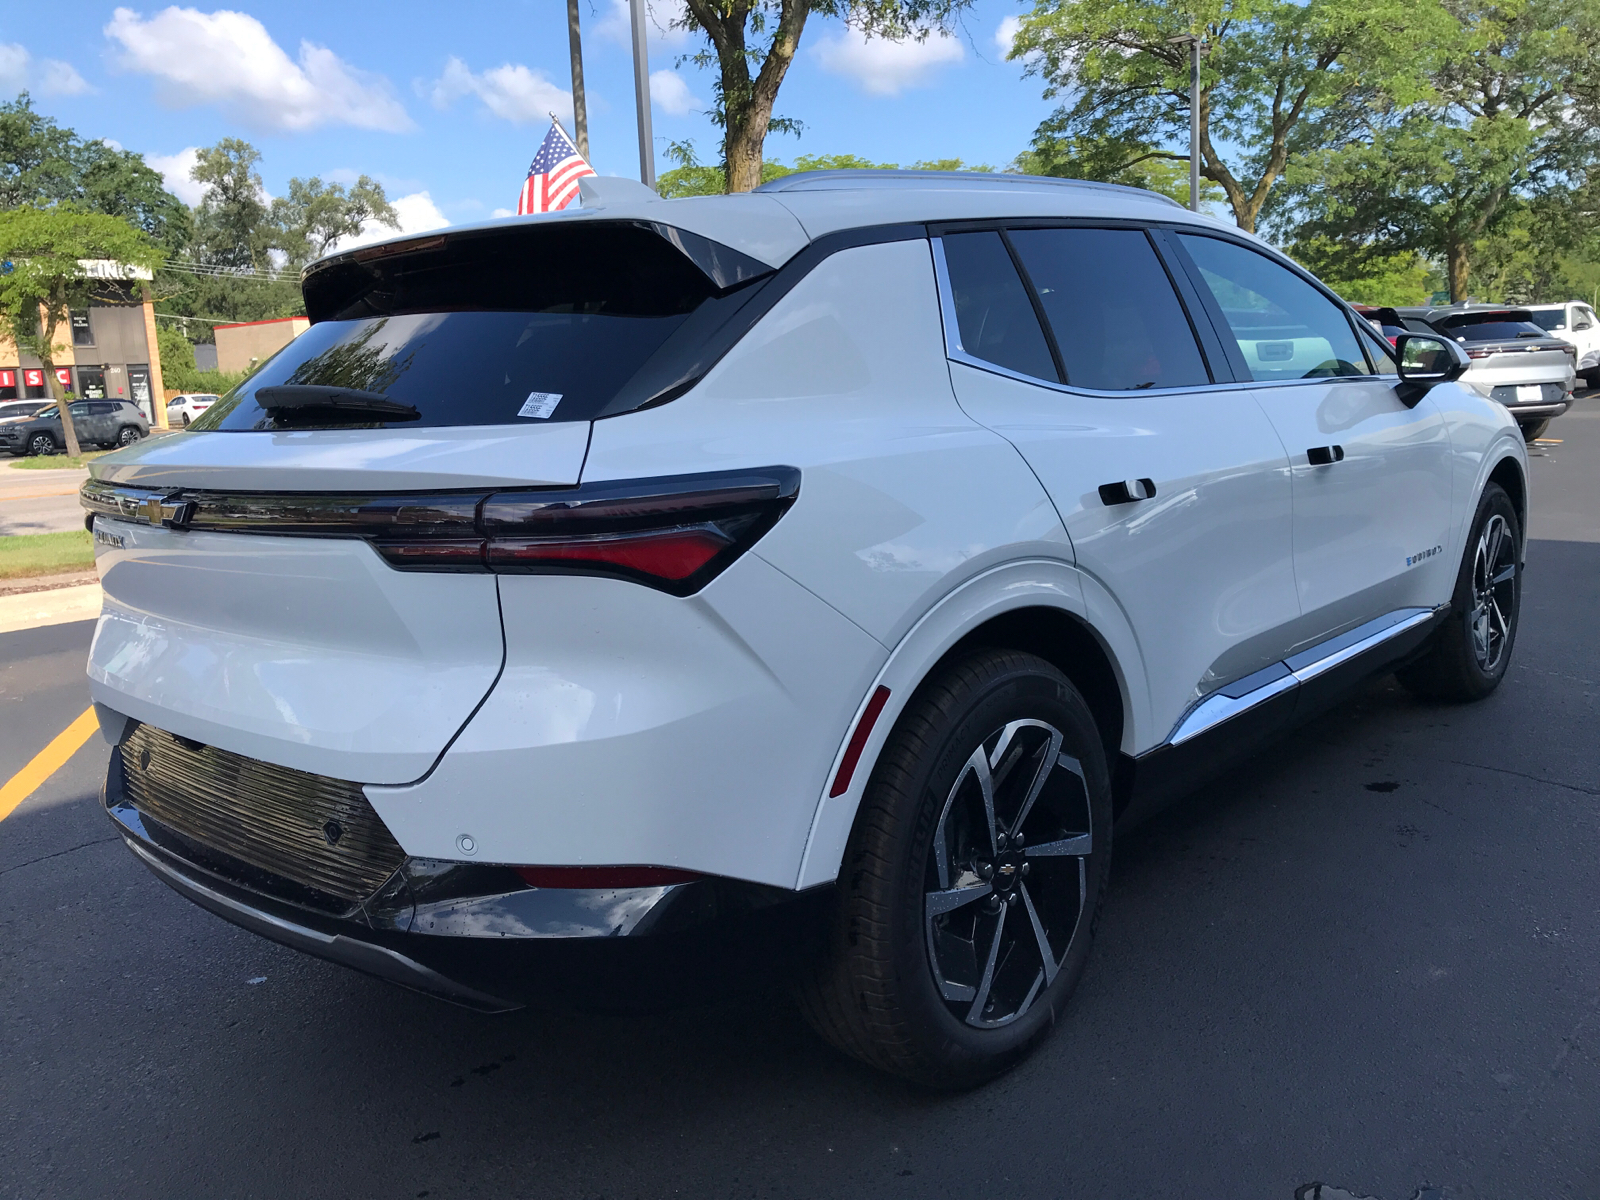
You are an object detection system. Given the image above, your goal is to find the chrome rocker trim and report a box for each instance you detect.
[1168,606,1443,747]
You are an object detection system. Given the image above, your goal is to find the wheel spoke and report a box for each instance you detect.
[1492,563,1516,587]
[1018,881,1059,986]
[1025,832,1093,857]
[1010,737,1069,835]
[966,903,1009,1025]
[926,881,992,916]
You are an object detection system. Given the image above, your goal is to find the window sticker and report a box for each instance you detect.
[518,391,563,419]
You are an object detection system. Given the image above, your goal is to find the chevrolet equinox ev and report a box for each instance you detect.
[82,171,1527,1087]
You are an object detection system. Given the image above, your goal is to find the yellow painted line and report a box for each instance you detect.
[0,707,100,823]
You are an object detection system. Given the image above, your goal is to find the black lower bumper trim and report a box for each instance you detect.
[122,833,522,1012]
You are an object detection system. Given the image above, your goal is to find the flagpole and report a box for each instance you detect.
[629,0,656,189]
[566,0,589,160]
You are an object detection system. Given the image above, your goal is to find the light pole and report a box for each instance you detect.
[566,0,589,160]
[629,0,656,189]
[1167,33,1207,212]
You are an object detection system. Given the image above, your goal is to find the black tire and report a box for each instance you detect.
[181,413,190,427]
[27,433,56,457]
[1584,368,1600,390]
[1397,483,1521,702]
[1520,418,1551,442]
[797,649,1112,1088]
[117,425,143,447]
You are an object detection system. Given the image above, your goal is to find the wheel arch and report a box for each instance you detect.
[1487,454,1527,546]
[794,560,1145,889]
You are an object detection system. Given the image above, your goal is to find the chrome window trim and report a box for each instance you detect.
[1168,606,1440,745]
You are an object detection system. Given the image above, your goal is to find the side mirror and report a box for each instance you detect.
[1395,333,1470,386]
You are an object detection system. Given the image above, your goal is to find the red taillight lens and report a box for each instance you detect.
[514,865,703,888]
[486,525,732,580]
[1465,348,1494,359]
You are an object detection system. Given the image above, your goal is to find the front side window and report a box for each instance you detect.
[1178,235,1372,381]
[940,231,1059,382]
[1009,227,1211,391]
[1576,307,1597,330]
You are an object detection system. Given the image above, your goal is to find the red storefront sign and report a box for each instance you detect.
[22,369,44,388]
[55,367,72,388]
[0,370,13,389]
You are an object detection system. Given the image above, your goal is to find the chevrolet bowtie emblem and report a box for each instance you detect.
[114,492,192,528]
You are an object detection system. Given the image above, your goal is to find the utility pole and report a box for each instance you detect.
[629,0,656,188]
[1168,33,1206,212]
[566,0,589,159]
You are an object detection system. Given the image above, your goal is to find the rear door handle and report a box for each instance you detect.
[1099,478,1157,506]
[1306,445,1345,465]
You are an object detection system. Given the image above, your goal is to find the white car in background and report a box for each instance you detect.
[165,393,220,426]
[82,172,1528,1088]
[1524,302,1600,386]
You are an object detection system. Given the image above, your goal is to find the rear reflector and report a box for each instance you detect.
[830,685,891,798]
[514,865,703,889]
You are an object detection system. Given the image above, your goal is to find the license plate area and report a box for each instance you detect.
[1516,384,1544,402]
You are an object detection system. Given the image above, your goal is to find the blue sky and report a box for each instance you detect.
[2,1,1059,239]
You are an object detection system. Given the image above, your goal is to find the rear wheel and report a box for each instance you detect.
[1397,483,1521,702]
[27,433,56,457]
[798,649,1112,1088]
[1520,418,1551,442]
[117,425,143,447]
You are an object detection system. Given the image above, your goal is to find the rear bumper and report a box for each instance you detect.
[104,744,807,1011]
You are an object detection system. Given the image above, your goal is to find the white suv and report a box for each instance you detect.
[1524,301,1600,386]
[82,172,1528,1087]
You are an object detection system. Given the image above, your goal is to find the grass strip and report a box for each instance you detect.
[0,530,94,579]
[9,450,110,470]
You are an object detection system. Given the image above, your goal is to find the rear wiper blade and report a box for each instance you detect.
[254,384,420,419]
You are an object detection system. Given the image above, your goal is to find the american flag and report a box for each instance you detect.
[517,121,595,215]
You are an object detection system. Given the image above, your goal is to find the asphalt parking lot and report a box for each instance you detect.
[2,401,1597,1200]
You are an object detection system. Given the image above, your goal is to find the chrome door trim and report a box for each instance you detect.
[1168,606,1440,746]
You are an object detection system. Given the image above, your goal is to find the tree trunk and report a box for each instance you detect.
[688,0,808,193]
[725,125,766,194]
[1447,240,1470,303]
[40,352,83,458]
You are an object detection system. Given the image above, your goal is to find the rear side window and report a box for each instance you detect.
[940,232,1059,382]
[1529,309,1568,331]
[1178,234,1372,380]
[1008,227,1211,391]
[195,222,769,431]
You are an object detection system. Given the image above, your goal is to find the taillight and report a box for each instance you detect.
[82,467,800,596]
[1465,348,1495,359]
[513,865,702,888]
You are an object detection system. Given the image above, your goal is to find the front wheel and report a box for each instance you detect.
[798,650,1112,1088]
[1397,483,1521,702]
[27,433,56,457]
[180,413,190,427]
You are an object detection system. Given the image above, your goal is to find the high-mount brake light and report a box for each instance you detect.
[81,467,800,596]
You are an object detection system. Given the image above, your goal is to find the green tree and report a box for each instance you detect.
[190,138,270,269]
[1009,0,1435,232]
[1276,0,1600,301]
[0,94,189,249]
[1286,236,1436,304]
[1011,123,1226,206]
[0,207,162,456]
[677,0,978,193]
[269,175,399,268]
[657,140,990,197]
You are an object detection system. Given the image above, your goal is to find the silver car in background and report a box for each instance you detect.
[1394,306,1575,441]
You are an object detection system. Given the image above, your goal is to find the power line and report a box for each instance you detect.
[159,261,296,282]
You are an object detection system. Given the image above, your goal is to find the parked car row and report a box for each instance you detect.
[0,399,150,457]
[1356,303,1579,441]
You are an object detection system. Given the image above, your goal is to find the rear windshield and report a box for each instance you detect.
[1443,319,1549,342]
[1528,309,1567,331]
[193,222,769,432]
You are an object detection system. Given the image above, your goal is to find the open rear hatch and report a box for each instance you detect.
[87,218,775,786]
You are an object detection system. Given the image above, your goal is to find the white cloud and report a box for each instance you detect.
[491,207,515,219]
[813,27,964,96]
[0,42,98,96]
[146,147,208,206]
[329,190,450,253]
[104,7,413,133]
[427,56,571,124]
[595,0,693,52]
[995,16,1022,56]
[40,59,93,96]
[649,69,699,116]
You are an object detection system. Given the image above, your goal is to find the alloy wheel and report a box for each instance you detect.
[29,434,54,457]
[118,426,142,446]
[1470,513,1516,672]
[924,719,1094,1029]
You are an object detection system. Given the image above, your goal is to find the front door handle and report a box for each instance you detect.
[1306,445,1346,465]
[1099,478,1157,506]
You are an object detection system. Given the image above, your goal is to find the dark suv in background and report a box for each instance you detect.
[0,399,150,457]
